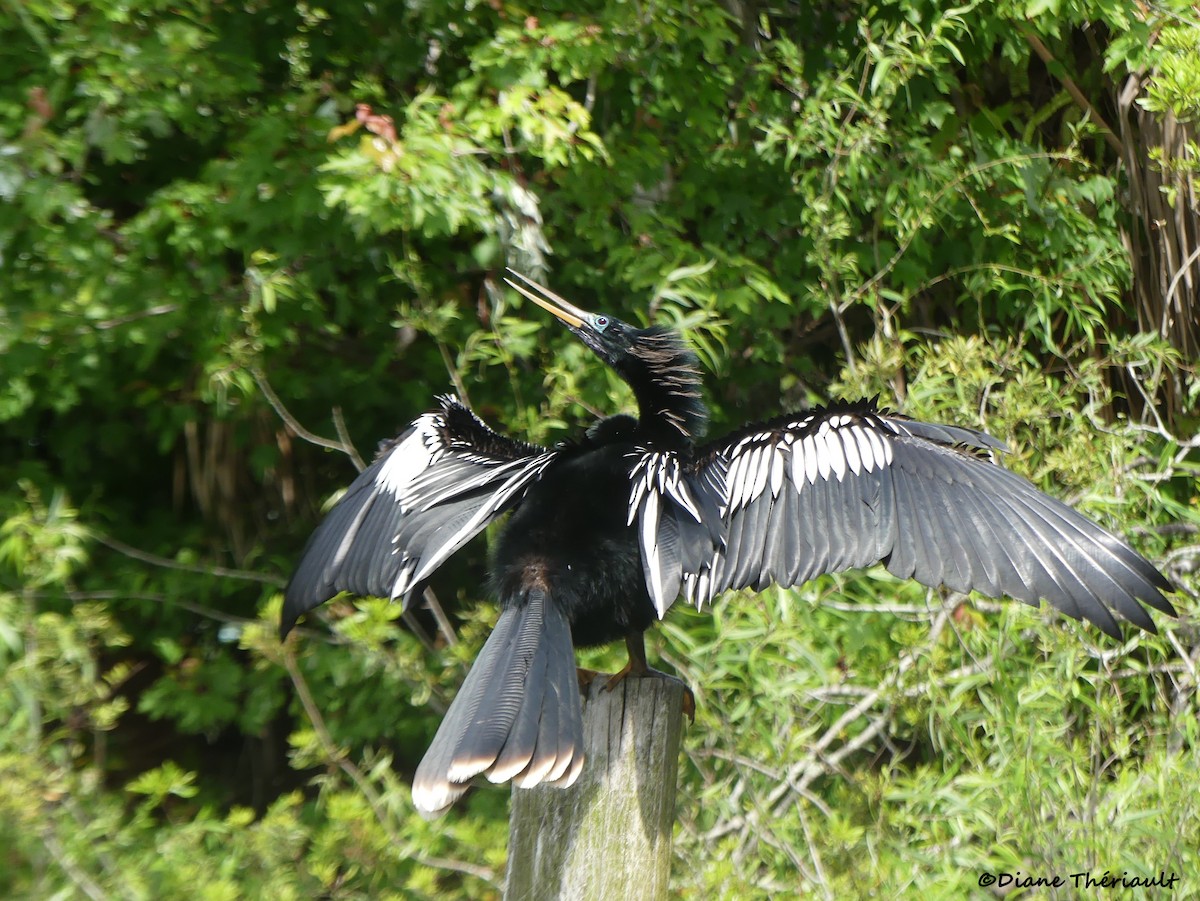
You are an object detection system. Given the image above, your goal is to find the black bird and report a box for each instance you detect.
[281,271,1176,816]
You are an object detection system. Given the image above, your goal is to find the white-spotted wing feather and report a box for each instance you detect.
[627,399,1172,637]
[282,395,555,635]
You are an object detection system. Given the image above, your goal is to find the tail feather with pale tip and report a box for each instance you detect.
[411,587,584,817]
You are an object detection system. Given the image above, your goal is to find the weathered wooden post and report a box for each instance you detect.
[504,677,687,901]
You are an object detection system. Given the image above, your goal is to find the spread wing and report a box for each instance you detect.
[282,395,556,636]
[629,399,1175,637]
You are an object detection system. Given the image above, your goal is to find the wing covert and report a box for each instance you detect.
[627,449,725,617]
[282,395,555,636]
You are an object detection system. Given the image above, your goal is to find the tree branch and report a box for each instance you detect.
[93,532,283,586]
[1021,27,1124,156]
[251,368,365,470]
[282,647,497,887]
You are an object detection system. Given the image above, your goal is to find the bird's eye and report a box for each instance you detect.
[594,315,610,331]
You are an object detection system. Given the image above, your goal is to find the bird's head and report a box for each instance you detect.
[505,270,707,446]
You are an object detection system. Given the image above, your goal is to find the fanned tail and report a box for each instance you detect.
[411,586,584,817]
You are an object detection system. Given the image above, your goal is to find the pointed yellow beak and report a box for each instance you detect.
[504,269,589,329]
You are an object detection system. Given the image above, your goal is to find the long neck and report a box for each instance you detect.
[627,328,708,450]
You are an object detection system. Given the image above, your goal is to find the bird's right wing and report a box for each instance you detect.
[630,399,1174,636]
[281,395,557,636]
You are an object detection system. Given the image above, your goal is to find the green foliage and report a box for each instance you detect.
[1139,21,1200,185]
[665,338,1198,895]
[1139,23,1200,124]
[1,0,1197,897]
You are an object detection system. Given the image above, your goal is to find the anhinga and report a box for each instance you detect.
[282,270,1176,817]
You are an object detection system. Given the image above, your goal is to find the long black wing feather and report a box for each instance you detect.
[629,399,1174,635]
[282,395,556,636]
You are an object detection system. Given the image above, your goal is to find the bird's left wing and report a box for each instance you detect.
[282,395,557,636]
[629,399,1175,636]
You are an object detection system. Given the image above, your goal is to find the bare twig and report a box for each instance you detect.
[853,153,1075,306]
[435,340,471,407]
[584,73,597,113]
[39,829,107,901]
[766,606,955,817]
[251,368,364,465]
[818,599,938,617]
[794,798,833,901]
[1125,362,1173,438]
[332,406,367,472]
[691,748,833,817]
[1133,523,1200,538]
[93,532,282,586]
[1165,631,1198,685]
[1163,544,1200,574]
[400,610,438,655]
[94,303,180,331]
[62,797,125,882]
[828,291,858,378]
[282,647,497,887]
[1020,27,1124,156]
[1163,245,1200,322]
[54,589,261,627]
[422,587,458,648]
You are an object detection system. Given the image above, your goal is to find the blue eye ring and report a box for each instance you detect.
[593,315,610,331]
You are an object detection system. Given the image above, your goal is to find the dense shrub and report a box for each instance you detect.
[2,1,1197,896]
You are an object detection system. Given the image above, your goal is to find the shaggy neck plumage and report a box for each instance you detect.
[624,326,707,448]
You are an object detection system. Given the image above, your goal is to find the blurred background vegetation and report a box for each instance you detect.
[2,0,1199,897]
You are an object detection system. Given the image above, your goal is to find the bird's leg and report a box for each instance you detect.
[604,632,695,721]
[576,667,606,694]
[603,632,655,684]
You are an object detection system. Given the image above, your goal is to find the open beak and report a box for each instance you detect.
[504,269,589,329]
